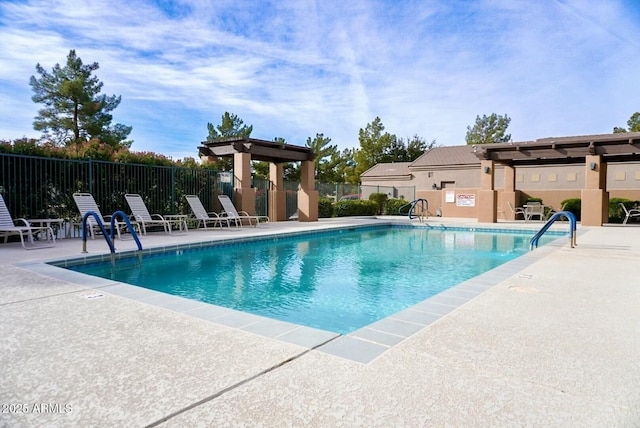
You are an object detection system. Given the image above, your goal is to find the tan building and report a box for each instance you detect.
[361,133,640,223]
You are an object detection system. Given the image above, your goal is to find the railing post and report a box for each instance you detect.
[171,166,176,214]
[87,156,93,194]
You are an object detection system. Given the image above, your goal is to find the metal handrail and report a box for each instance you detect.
[110,211,143,252]
[398,199,429,222]
[530,211,577,250]
[81,211,115,254]
[81,210,142,254]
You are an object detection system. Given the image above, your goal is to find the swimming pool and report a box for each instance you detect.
[66,225,560,334]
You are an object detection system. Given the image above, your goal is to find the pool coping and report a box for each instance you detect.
[18,222,574,364]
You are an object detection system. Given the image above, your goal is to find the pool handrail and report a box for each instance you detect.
[109,211,142,252]
[81,210,142,254]
[81,211,115,254]
[398,199,429,221]
[530,210,576,250]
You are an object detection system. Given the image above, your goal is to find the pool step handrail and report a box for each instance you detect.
[81,211,115,254]
[110,211,143,252]
[398,199,429,222]
[530,210,577,250]
[81,210,142,254]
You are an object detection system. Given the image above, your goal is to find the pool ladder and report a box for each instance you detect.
[399,199,429,222]
[81,211,142,262]
[530,211,577,250]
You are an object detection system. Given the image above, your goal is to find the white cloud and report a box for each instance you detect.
[1,0,639,155]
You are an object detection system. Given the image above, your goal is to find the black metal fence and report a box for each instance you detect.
[1,153,416,222]
[0,153,224,221]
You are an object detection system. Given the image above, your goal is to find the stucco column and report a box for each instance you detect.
[581,155,608,226]
[233,152,255,215]
[268,162,287,221]
[478,160,497,223]
[501,164,517,220]
[297,160,318,222]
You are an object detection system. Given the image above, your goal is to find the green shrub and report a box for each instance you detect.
[609,198,640,223]
[368,193,388,215]
[318,197,334,218]
[384,198,409,215]
[525,197,543,203]
[334,200,378,217]
[560,198,581,221]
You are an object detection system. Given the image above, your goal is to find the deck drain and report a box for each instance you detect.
[78,291,105,300]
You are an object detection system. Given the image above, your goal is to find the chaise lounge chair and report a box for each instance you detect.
[620,203,640,224]
[0,194,56,249]
[125,194,176,235]
[185,195,230,229]
[218,195,270,227]
[73,192,135,239]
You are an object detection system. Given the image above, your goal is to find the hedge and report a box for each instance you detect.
[334,200,378,217]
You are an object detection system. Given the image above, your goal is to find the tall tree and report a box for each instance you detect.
[465,113,511,145]
[405,135,436,161]
[613,112,640,133]
[306,133,338,181]
[205,112,253,170]
[29,49,132,148]
[206,112,253,140]
[353,117,397,178]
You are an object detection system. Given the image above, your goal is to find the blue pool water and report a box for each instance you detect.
[67,226,559,334]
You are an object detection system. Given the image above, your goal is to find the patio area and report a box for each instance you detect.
[1,217,639,426]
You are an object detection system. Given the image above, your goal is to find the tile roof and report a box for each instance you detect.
[410,145,479,167]
[360,162,412,177]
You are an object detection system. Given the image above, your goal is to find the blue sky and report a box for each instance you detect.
[1,0,639,160]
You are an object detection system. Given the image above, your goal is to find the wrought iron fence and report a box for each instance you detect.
[0,153,222,221]
[1,153,416,224]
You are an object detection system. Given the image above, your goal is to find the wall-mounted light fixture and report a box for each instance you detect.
[432,183,438,190]
[484,166,491,174]
[589,162,597,171]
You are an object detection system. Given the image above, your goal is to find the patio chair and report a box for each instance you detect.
[0,194,56,249]
[524,201,545,222]
[73,193,134,239]
[507,202,526,220]
[185,195,230,229]
[620,203,640,224]
[218,194,270,227]
[125,194,173,235]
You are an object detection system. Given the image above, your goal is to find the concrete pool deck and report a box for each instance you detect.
[1,217,639,426]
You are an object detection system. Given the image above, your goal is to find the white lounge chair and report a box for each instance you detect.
[185,195,229,229]
[0,194,56,249]
[218,194,270,227]
[620,203,640,224]
[73,192,134,239]
[125,194,175,235]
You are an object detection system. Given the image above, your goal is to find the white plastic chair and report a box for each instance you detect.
[185,195,229,229]
[507,201,526,220]
[73,193,134,239]
[524,202,545,222]
[218,195,270,227]
[0,194,55,249]
[125,194,173,235]
[620,203,640,224]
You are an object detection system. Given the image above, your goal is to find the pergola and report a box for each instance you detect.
[198,137,318,222]
[474,132,640,226]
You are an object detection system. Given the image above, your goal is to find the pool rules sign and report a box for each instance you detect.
[456,193,476,207]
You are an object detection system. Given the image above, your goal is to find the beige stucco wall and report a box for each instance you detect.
[366,161,640,219]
